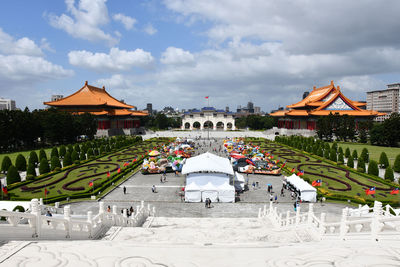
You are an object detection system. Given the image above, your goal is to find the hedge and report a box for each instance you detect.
[379,152,389,169]
[357,157,366,173]
[347,155,354,168]
[360,148,369,163]
[27,162,37,178]
[50,147,59,159]
[367,160,379,176]
[63,152,72,167]
[345,147,351,158]
[384,166,394,181]
[39,158,50,175]
[352,149,358,160]
[1,156,12,173]
[59,145,66,158]
[39,149,47,161]
[329,148,337,162]
[7,165,21,185]
[50,156,62,171]
[29,151,39,166]
[394,154,400,173]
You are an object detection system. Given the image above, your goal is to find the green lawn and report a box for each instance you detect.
[0,148,53,167]
[331,142,400,166]
[8,138,173,201]
[247,139,400,205]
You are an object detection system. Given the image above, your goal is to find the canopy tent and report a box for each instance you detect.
[234,172,245,192]
[182,152,234,175]
[286,174,317,202]
[217,182,235,202]
[185,182,202,202]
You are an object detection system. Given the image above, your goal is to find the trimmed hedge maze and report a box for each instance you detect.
[246,139,399,206]
[9,138,173,202]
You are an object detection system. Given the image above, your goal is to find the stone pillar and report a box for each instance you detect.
[39,198,43,206]
[319,213,326,236]
[258,208,262,218]
[64,205,71,238]
[87,211,93,238]
[286,211,291,226]
[99,202,105,214]
[339,207,348,239]
[295,206,301,225]
[307,203,314,224]
[112,205,118,225]
[371,201,383,241]
[31,199,40,238]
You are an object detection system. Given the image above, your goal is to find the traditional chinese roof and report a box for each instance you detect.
[270,81,384,117]
[44,81,134,109]
[73,109,148,117]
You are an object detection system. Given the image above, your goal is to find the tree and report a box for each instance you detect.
[63,152,72,167]
[324,148,330,159]
[360,148,369,163]
[67,144,74,155]
[87,148,94,159]
[39,149,47,161]
[29,151,39,166]
[379,152,389,169]
[27,162,37,178]
[6,165,20,185]
[347,155,354,168]
[357,157,366,173]
[345,147,351,158]
[50,156,61,171]
[71,150,79,162]
[74,144,80,153]
[384,165,394,181]
[59,145,66,158]
[367,160,379,176]
[39,158,50,175]
[80,151,86,161]
[15,154,27,172]
[394,154,400,173]
[330,148,337,162]
[317,147,324,157]
[338,151,344,164]
[1,156,12,173]
[50,147,59,159]
[352,149,358,159]
[338,147,343,155]
[331,142,338,152]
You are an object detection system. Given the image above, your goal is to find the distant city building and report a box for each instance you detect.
[236,101,261,116]
[51,95,64,102]
[181,107,235,131]
[303,91,309,99]
[254,106,261,114]
[225,106,229,112]
[146,103,153,115]
[0,98,16,110]
[367,83,400,122]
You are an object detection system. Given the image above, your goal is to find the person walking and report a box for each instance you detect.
[123,186,127,195]
[152,185,157,193]
[269,193,274,202]
[293,201,297,212]
[274,195,278,203]
[45,210,52,225]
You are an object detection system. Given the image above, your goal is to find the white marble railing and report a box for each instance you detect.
[260,201,400,240]
[0,199,155,240]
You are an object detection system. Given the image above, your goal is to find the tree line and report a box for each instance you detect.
[0,108,97,153]
[140,113,181,130]
[235,115,275,130]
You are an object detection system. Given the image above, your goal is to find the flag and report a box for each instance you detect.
[281,161,286,168]
[390,188,399,195]
[205,96,209,99]
[365,187,376,195]
[44,188,49,196]
[297,170,304,176]
[312,179,322,187]
[107,171,110,177]
[123,162,129,167]
[88,181,93,187]
[117,168,121,173]
[133,158,137,162]
[2,186,8,195]
[291,168,295,173]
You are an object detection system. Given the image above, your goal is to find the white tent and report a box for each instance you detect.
[217,182,235,202]
[286,174,317,202]
[185,182,202,202]
[234,172,245,191]
[182,152,234,175]
[201,182,219,202]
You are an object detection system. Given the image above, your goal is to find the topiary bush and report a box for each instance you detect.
[384,165,394,181]
[29,151,39,166]
[15,154,27,172]
[1,156,12,173]
[338,151,344,164]
[39,158,50,175]
[50,147,59,159]
[63,152,72,167]
[360,148,369,163]
[367,160,379,176]
[59,145,66,158]
[67,144,74,155]
[12,205,25,212]
[7,165,21,185]
[347,155,354,168]
[332,142,338,152]
[87,148,94,159]
[27,162,36,178]
[338,147,343,155]
[80,151,86,161]
[394,154,400,173]
[317,147,323,157]
[39,149,47,161]
[71,150,79,162]
[379,152,389,169]
[324,149,330,159]
[357,157,366,173]
[74,144,81,153]
[345,147,350,158]
[330,148,337,162]
[50,156,61,171]
[352,149,358,160]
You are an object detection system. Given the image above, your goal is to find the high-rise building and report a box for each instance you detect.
[0,98,16,110]
[225,106,229,112]
[247,101,254,113]
[366,83,400,122]
[146,103,153,114]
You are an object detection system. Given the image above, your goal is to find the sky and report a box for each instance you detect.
[1,0,400,112]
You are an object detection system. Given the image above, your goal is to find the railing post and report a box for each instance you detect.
[39,198,44,206]
[31,199,40,238]
[152,206,156,217]
[286,211,290,226]
[385,205,390,217]
[122,209,128,226]
[263,204,267,216]
[258,208,262,218]
[357,204,362,217]
[112,205,118,225]
[269,201,273,214]
[295,206,301,225]
[87,211,93,238]
[319,213,326,236]
[339,207,348,239]
[371,201,383,241]
[64,205,71,238]
[307,203,314,224]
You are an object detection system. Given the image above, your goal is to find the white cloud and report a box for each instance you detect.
[113,13,136,30]
[0,28,43,56]
[161,47,194,65]
[68,47,154,72]
[143,23,157,35]
[48,0,118,45]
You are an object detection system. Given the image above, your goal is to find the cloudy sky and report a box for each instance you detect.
[1,0,400,112]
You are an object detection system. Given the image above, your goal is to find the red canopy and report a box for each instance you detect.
[230,153,245,159]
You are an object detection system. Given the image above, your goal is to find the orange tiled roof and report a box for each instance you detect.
[270,110,287,117]
[285,110,309,116]
[44,81,134,109]
[287,81,336,109]
[73,109,148,117]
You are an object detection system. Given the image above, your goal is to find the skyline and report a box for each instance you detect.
[1,0,400,112]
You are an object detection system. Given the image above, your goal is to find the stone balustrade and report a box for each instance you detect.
[261,201,400,241]
[0,199,155,240]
